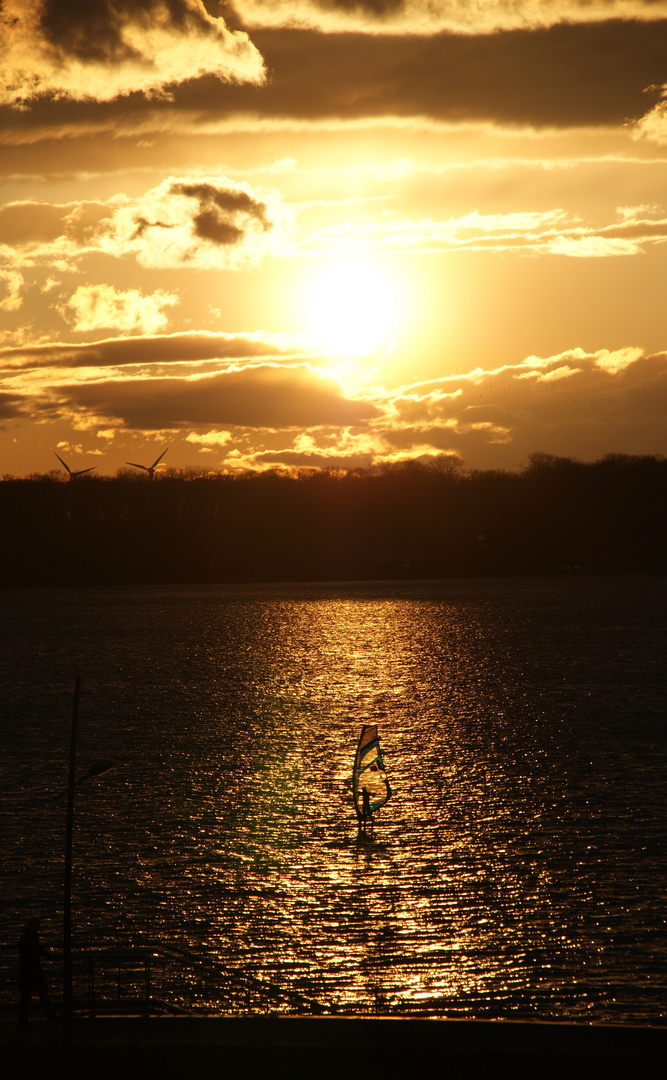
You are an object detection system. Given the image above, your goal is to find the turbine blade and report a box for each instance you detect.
[126,462,149,472]
[150,447,169,469]
[54,452,71,475]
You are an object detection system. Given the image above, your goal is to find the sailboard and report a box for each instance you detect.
[352,724,392,828]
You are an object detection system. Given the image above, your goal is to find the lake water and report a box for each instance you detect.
[1,577,666,1022]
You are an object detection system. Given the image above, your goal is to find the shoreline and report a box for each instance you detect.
[3,1015,666,1076]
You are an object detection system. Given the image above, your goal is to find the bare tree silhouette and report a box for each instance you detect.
[126,448,169,480]
[2,453,665,585]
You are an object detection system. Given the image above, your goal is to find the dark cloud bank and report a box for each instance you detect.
[61,365,379,428]
[3,19,667,138]
[244,21,667,127]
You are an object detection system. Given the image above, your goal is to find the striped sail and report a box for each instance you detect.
[352,724,392,822]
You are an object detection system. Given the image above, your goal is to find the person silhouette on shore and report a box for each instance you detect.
[18,917,56,1024]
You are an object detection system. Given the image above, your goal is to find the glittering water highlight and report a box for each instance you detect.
[1,577,665,1021]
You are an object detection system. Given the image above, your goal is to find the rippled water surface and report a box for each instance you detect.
[1,577,666,1021]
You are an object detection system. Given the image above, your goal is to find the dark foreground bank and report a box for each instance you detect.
[3,453,666,584]
[3,1016,666,1078]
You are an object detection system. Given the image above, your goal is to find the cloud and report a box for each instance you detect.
[7,335,667,469]
[297,208,567,255]
[236,22,667,131]
[192,347,667,470]
[375,348,667,466]
[0,0,265,105]
[0,269,23,311]
[0,391,24,418]
[97,175,293,268]
[634,93,667,144]
[56,363,380,429]
[3,19,667,148]
[170,180,271,241]
[186,429,233,447]
[516,364,581,382]
[229,0,667,34]
[544,236,638,257]
[217,427,385,471]
[247,426,383,469]
[250,447,373,469]
[0,330,303,372]
[0,200,80,245]
[0,177,293,277]
[593,346,643,373]
[4,332,667,469]
[297,205,667,258]
[60,283,179,334]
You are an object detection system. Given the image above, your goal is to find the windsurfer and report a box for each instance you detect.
[353,725,391,833]
[361,786,373,826]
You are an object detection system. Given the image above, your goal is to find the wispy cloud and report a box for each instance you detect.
[296,205,667,257]
[228,0,667,35]
[0,330,304,371]
[0,269,23,311]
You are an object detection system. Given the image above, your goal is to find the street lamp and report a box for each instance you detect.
[56,676,114,1047]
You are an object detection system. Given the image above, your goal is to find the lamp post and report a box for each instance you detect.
[62,675,80,1047]
[60,676,113,1048]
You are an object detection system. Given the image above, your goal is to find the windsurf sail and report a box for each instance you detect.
[352,725,392,824]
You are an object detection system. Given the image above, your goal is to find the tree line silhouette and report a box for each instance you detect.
[1,453,665,586]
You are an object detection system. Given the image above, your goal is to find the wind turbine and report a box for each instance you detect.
[54,452,97,479]
[126,447,169,480]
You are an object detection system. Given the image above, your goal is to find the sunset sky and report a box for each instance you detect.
[2,0,667,476]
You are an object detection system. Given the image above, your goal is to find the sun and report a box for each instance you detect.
[302,259,401,357]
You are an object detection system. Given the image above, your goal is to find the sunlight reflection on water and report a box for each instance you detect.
[1,578,666,1021]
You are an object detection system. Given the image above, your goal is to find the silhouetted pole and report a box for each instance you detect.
[63,675,81,1048]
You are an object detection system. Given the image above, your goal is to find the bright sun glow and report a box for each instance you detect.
[303,259,401,357]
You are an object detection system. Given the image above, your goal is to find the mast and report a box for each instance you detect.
[352,726,366,826]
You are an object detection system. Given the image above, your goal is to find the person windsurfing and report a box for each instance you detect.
[353,725,391,833]
[361,785,373,829]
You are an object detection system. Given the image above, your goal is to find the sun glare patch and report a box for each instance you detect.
[303,260,400,357]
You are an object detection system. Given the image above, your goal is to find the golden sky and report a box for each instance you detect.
[2,0,667,475]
